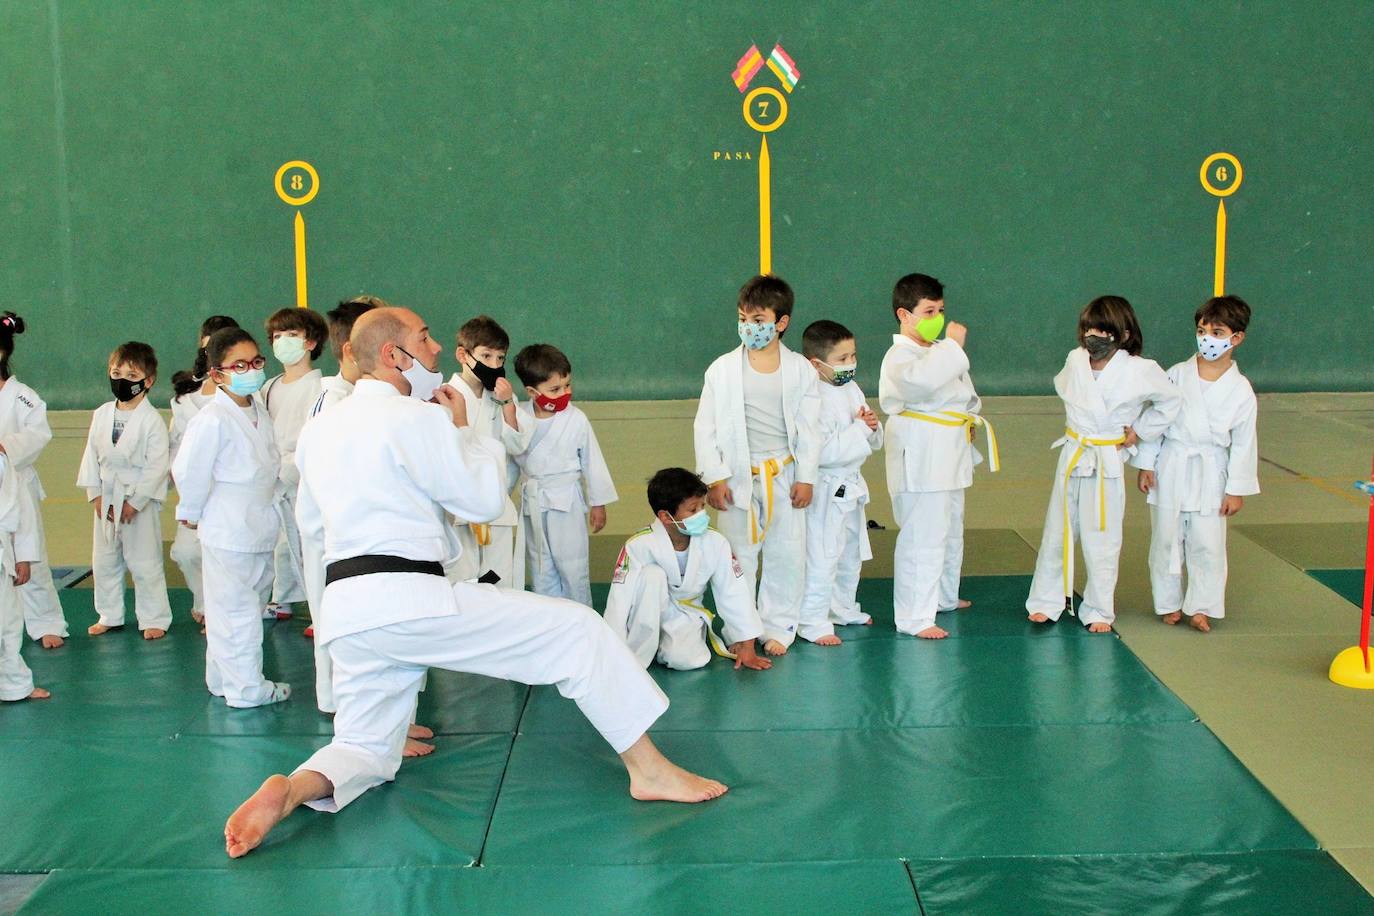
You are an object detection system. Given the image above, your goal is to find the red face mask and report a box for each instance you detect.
[535,390,572,413]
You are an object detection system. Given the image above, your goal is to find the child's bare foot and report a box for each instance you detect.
[27,687,51,700]
[144,628,166,640]
[200,625,207,636]
[627,757,728,803]
[763,639,788,656]
[864,618,874,626]
[191,609,205,625]
[916,626,948,639]
[225,775,292,859]
[40,635,64,649]
[1161,611,1183,625]
[1027,613,1051,624]
[1087,622,1112,633]
[956,599,972,609]
[408,723,434,740]
[1189,614,1211,633]
[403,738,435,758]
[88,623,114,636]
[814,635,842,646]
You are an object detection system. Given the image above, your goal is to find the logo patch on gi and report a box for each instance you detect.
[17,395,34,409]
[730,555,743,578]
[612,547,630,584]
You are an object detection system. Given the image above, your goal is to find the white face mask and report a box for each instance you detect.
[272,335,308,367]
[1197,334,1234,362]
[396,346,442,401]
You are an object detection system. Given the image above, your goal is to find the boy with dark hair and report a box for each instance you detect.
[260,307,329,618]
[798,320,883,645]
[447,315,531,587]
[694,274,820,657]
[78,341,173,638]
[311,297,385,418]
[513,343,616,605]
[604,468,768,670]
[1136,295,1258,633]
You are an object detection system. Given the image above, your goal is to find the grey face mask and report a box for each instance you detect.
[1083,334,1117,360]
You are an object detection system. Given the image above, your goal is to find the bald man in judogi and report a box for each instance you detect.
[225,307,725,858]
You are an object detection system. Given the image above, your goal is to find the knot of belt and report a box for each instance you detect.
[747,456,794,544]
[899,410,1001,473]
[1059,427,1127,601]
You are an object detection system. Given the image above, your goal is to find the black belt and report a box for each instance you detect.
[324,554,445,586]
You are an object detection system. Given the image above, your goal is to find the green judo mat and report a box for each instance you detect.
[2,578,1369,914]
[1307,568,1368,610]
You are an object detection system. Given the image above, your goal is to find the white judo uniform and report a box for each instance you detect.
[447,374,532,589]
[694,344,821,646]
[0,378,66,642]
[603,520,761,669]
[260,370,322,607]
[75,399,173,631]
[169,390,214,618]
[515,405,617,606]
[173,390,288,707]
[1025,348,1181,626]
[0,454,40,701]
[800,381,884,641]
[879,335,992,635]
[1134,358,1259,619]
[292,379,667,812]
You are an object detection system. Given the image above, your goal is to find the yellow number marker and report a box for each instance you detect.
[742,87,788,275]
[274,160,320,308]
[1199,153,1242,296]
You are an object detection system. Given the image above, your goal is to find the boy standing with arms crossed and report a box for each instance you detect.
[694,275,820,657]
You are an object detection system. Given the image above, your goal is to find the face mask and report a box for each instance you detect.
[110,377,147,402]
[272,336,308,366]
[396,346,443,402]
[822,361,856,386]
[534,391,572,413]
[914,313,945,343]
[224,367,266,397]
[670,509,710,537]
[467,357,506,392]
[738,321,777,350]
[1083,334,1117,361]
[1197,334,1233,362]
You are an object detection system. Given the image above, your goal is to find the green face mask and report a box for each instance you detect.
[914,313,946,343]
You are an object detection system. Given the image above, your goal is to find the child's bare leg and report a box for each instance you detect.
[916,625,948,639]
[403,737,435,758]
[620,734,727,804]
[763,639,788,656]
[1160,611,1183,625]
[225,770,332,858]
[143,628,166,640]
[408,723,434,739]
[1189,613,1211,633]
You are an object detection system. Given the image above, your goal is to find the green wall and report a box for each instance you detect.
[4,1,1373,409]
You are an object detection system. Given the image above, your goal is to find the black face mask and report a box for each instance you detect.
[1083,335,1117,361]
[110,377,147,402]
[467,357,506,392]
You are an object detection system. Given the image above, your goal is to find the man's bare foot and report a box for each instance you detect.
[40,635,64,649]
[88,623,114,636]
[408,723,434,740]
[763,639,788,656]
[621,736,727,804]
[1087,622,1112,633]
[730,640,772,670]
[1189,614,1211,633]
[403,738,435,758]
[27,687,51,700]
[1027,613,1051,624]
[814,635,842,647]
[1160,611,1183,626]
[144,628,166,640]
[224,775,293,859]
[916,626,948,639]
[956,599,972,609]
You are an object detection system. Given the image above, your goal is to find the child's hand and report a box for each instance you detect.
[707,481,733,511]
[790,482,813,509]
[120,501,137,524]
[589,505,607,533]
[492,377,515,403]
[731,640,772,671]
[858,405,879,431]
[1220,494,1244,517]
[1137,470,1156,494]
[946,322,968,347]
[180,520,198,530]
[1121,426,1139,449]
[13,561,30,587]
[92,497,104,519]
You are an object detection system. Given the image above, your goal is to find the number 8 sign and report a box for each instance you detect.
[275,161,320,206]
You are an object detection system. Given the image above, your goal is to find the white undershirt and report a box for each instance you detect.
[743,361,789,461]
[111,411,127,445]
[1199,378,1214,392]
[240,403,258,427]
[674,548,689,576]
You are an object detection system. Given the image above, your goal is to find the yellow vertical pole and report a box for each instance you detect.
[758,136,771,275]
[294,211,308,308]
[1213,199,1227,296]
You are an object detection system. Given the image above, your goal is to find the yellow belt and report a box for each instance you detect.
[469,523,491,547]
[682,598,737,659]
[898,410,1001,473]
[748,456,795,544]
[1060,427,1127,601]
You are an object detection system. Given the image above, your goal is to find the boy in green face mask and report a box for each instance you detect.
[878,273,997,639]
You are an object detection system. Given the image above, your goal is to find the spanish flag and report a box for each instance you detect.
[732,44,764,92]
[766,43,800,92]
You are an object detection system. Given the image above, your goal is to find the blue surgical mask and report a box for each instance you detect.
[738,321,777,350]
[272,335,308,367]
[225,367,266,397]
[672,509,710,537]
[823,361,857,385]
